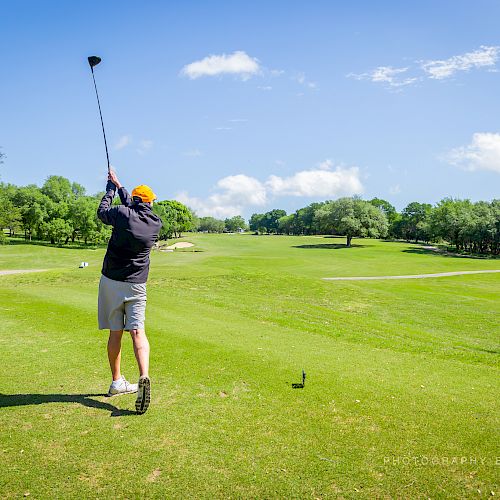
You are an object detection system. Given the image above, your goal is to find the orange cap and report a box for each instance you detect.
[132,185,157,203]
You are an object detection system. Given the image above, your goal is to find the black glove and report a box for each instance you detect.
[106,179,117,193]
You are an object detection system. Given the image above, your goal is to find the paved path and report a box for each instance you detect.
[0,269,48,276]
[323,270,500,281]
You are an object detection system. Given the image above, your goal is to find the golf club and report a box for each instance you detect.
[88,55,111,172]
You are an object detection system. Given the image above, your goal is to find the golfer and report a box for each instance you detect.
[97,170,162,414]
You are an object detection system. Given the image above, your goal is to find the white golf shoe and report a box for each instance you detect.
[107,376,138,397]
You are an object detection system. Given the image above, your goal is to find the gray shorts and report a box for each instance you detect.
[98,274,147,331]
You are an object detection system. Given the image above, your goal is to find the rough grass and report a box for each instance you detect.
[0,235,498,499]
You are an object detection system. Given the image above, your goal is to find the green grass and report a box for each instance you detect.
[0,234,498,498]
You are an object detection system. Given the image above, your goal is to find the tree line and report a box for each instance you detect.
[0,176,247,245]
[1,176,498,255]
[249,197,500,255]
[0,176,111,245]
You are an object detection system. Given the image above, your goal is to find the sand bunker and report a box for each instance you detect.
[164,242,194,250]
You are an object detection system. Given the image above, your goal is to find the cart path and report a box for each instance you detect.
[0,269,48,276]
[323,269,500,281]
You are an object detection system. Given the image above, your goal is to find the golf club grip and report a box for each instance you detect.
[90,68,111,172]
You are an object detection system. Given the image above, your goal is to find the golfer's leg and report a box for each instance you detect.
[107,330,124,381]
[130,329,149,377]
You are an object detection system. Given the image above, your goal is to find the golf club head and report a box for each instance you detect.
[88,56,101,68]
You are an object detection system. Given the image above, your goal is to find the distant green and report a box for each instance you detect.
[0,235,498,498]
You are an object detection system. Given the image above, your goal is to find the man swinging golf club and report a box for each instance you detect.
[97,170,162,414]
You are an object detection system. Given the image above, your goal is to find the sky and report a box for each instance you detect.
[0,0,499,218]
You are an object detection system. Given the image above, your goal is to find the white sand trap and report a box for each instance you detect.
[165,242,194,250]
[0,269,48,276]
[323,270,500,281]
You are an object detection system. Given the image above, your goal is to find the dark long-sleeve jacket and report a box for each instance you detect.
[97,181,162,283]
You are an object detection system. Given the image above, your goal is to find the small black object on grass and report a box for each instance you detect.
[292,370,306,389]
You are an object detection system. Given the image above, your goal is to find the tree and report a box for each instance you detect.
[430,198,472,250]
[0,183,22,236]
[263,209,287,233]
[466,201,495,253]
[198,216,225,233]
[40,218,72,244]
[249,210,287,234]
[249,213,265,233]
[71,182,86,198]
[224,215,247,232]
[430,198,498,254]
[41,175,73,203]
[278,214,296,235]
[295,202,325,235]
[153,200,194,239]
[13,185,51,240]
[400,202,432,243]
[315,197,388,247]
[0,198,22,236]
[152,202,173,240]
[490,199,500,255]
[370,198,399,237]
[190,212,200,232]
[68,196,102,244]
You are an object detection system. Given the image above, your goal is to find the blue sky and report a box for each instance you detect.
[1,0,499,218]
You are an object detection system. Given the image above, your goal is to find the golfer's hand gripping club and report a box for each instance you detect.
[108,170,122,189]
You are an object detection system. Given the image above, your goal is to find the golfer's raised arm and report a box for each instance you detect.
[97,178,119,226]
[118,186,133,207]
[108,171,133,207]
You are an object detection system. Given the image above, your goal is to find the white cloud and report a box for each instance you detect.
[216,175,268,205]
[176,192,241,219]
[349,66,418,88]
[258,85,272,91]
[294,72,318,89]
[215,126,232,131]
[176,174,267,218]
[114,135,131,150]
[266,166,364,198]
[176,163,364,218]
[350,46,500,89]
[181,51,260,80]
[421,45,500,79]
[444,132,500,173]
[228,118,248,123]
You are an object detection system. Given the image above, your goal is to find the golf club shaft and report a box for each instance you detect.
[90,67,111,172]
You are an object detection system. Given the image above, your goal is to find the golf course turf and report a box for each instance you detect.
[0,234,498,498]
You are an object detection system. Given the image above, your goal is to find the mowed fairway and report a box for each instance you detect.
[0,235,499,498]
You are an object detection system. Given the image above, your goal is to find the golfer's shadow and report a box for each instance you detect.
[0,393,136,417]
